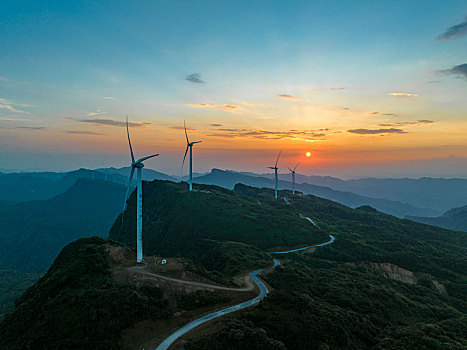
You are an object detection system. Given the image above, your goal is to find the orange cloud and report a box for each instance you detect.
[187,103,240,111]
[389,92,419,97]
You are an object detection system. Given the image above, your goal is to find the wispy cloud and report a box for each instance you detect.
[0,98,30,114]
[210,123,222,127]
[389,92,419,97]
[0,76,8,81]
[208,128,328,141]
[168,125,196,130]
[186,73,205,83]
[276,94,300,101]
[348,128,407,135]
[64,130,107,135]
[439,63,467,79]
[102,96,115,100]
[378,120,434,127]
[437,17,467,40]
[87,111,106,116]
[15,126,45,131]
[79,118,150,127]
[310,87,347,92]
[187,103,240,112]
[370,112,397,116]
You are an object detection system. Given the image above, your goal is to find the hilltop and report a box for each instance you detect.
[0,237,261,349]
[0,238,172,349]
[110,180,329,276]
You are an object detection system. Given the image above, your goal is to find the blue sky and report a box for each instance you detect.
[1,1,466,177]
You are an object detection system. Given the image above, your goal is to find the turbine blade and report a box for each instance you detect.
[136,154,159,164]
[123,166,135,212]
[294,162,300,171]
[126,115,135,164]
[184,120,189,144]
[275,149,282,167]
[288,167,293,172]
[192,141,202,144]
[181,145,189,175]
[267,167,276,169]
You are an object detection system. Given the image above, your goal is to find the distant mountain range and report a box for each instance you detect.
[406,205,467,232]
[96,166,177,182]
[250,172,467,215]
[0,178,126,273]
[193,169,439,218]
[1,166,465,226]
[291,174,467,215]
[0,167,176,202]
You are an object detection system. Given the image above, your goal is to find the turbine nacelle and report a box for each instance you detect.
[288,163,300,174]
[131,154,159,168]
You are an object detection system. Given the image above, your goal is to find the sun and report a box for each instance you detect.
[306,152,311,157]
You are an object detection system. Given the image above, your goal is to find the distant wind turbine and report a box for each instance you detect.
[288,163,300,194]
[182,121,201,191]
[123,116,159,263]
[268,150,282,199]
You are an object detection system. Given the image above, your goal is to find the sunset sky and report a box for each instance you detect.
[1,1,466,177]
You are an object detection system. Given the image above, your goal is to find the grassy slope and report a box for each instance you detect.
[110,180,329,275]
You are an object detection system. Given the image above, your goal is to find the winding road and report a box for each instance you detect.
[153,214,335,350]
[129,266,255,292]
[155,259,281,350]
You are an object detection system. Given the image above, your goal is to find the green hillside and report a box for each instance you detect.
[0,178,126,273]
[1,183,466,349]
[184,187,467,349]
[110,180,329,275]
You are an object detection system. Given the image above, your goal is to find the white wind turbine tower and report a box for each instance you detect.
[268,150,282,199]
[182,121,201,191]
[288,163,300,195]
[123,116,159,263]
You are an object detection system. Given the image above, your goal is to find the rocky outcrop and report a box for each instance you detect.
[348,261,447,295]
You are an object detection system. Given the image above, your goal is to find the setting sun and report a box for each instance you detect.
[306,152,311,157]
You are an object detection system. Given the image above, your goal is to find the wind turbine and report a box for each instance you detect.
[268,150,282,199]
[182,121,201,191]
[288,163,300,195]
[123,116,159,264]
